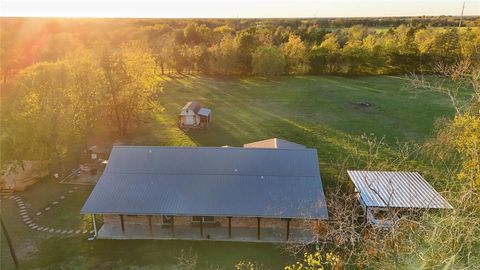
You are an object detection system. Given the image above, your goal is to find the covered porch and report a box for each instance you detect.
[95,222,315,243]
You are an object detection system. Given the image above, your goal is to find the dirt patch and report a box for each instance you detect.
[348,101,375,111]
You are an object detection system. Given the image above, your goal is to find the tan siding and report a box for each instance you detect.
[102,214,316,230]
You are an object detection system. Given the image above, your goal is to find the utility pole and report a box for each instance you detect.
[0,216,19,268]
[458,1,465,28]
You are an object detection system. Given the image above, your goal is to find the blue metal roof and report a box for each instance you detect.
[81,146,328,219]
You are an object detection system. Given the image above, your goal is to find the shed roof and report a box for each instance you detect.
[197,108,211,117]
[347,170,453,209]
[181,101,201,113]
[243,138,306,149]
[81,146,328,219]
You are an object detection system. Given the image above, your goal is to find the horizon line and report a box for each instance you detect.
[2,15,479,20]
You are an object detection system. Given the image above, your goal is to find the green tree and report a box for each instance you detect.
[459,28,480,62]
[63,49,107,153]
[431,29,460,64]
[309,33,342,74]
[342,42,368,74]
[208,35,239,75]
[101,41,162,136]
[282,35,310,75]
[236,30,258,74]
[2,61,73,164]
[252,46,285,76]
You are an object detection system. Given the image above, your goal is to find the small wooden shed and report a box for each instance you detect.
[178,101,211,128]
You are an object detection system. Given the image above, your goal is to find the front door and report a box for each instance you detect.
[185,116,194,125]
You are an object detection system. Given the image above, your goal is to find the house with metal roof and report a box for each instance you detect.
[81,139,328,243]
[347,170,453,228]
[178,101,211,128]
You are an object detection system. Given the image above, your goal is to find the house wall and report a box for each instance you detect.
[102,214,317,231]
[179,114,200,126]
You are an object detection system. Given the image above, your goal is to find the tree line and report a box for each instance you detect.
[2,17,479,82]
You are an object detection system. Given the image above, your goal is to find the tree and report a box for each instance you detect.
[63,49,107,153]
[431,29,461,64]
[410,61,480,186]
[382,25,420,73]
[252,46,285,76]
[341,42,368,74]
[208,35,239,75]
[184,23,202,45]
[361,34,386,74]
[459,28,480,62]
[191,44,209,73]
[1,49,107,164]
[236,30,258,74]
[282,35,310,75]
[452,114,480,185]
[1,61,74,165]
[284,252,340,270]
[311,33,341,74]
[101,41,162,136]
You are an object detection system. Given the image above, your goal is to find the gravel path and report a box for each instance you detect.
[8,188,94,236]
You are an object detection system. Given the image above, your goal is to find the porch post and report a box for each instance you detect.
[228,217,232,239]
[257,217,261,240]
[92,214,97,237]
[120,215,125,234]
[171,216,175,237]
[200,218,204,238]
[148,216,153,235]
[286,219,290,241]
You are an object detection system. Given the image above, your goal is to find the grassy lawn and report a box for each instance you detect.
[143,75,454,147]
[1,75,457,269]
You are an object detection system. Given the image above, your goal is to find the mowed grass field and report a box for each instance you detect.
[1,76,457,269]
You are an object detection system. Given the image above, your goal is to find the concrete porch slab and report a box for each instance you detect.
[96,223,314,243]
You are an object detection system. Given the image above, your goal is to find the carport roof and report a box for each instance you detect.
[347,170,453,209]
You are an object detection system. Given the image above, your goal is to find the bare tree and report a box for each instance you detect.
[408,60,480,115]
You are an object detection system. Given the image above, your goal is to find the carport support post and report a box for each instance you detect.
[228,217,232,238]
[120,215,125,234]
[200,218,204,238]
[257,217,261,240]
[148,216,153,235]
[92,214,97,237]
[171,216,175,237]
[286,219,290,241]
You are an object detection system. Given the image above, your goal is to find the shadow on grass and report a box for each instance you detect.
[21,237,289,269]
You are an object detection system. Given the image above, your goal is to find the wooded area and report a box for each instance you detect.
[2,17,479,81]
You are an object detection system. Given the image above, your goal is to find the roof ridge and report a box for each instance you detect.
[112,145,317,152]
[102,172,320,177]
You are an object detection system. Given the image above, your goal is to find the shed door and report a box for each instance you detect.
[185,116,194,125]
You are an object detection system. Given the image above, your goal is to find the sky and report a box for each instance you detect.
[1,0,479,18]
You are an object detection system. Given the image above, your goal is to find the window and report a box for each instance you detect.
[203,216,214,223]
[192,216,215,223]
[162,215,173,224]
